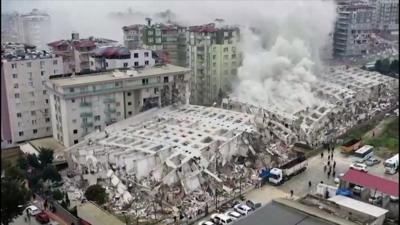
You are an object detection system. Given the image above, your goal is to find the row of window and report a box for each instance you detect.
[11,60,58,69]
[18,127,51,137]
[16,110,50,118]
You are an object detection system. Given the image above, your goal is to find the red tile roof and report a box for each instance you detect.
[342,169,398,196]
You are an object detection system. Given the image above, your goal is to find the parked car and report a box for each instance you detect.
[210,214,234,225]
[245,200,261,209]
[233,203,253,215]
[365,157,381,166]
[198,221,215,225]
[26,205,41,216]
[352,185,364,196]
[369,193,383,205]
[35,211,50,224]
[353,158,367,164]
[390,195,399,202]
[225,211,242,219]
[349,163,368,172]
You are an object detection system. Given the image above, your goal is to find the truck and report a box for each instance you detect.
[340,139,362,154]
[384,154,399,174]
[259,151,308,185]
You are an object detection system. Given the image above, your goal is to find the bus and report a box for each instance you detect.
[384,154,399,174]
[354,145,374,161]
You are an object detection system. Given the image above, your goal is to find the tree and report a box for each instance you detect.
[375,59,382,72]
[38,148,54,166]
[17,156,28,170]
[26,154,41,169]
[41,165,61,182]
[380,58,391,74]
[52,189,64,201]
[4,165,25,181]
[390,59,399,74]
[1,179,31,225]
[84,184,108,205]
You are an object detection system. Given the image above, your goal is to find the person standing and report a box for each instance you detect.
[308,181,312,188]
[321,152,324,158]
[333,161,336,169]
[290,190,294,198]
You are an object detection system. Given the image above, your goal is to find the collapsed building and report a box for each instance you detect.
[223,66,399,148]
[63,105,267,222]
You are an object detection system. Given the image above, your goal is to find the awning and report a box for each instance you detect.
[19,143,39,156]
[341,169,398,196]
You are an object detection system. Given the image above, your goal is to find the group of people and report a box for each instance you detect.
[321,147,337,179]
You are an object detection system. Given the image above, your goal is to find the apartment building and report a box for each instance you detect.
[333,3,375,57]
[1,43,63,149]
[89,46,155,71]
[46,64,190,147]
[187,23,241,106]
[1,12,24,43]
[48,32,118,74]
[20,9,51,50]
[122,21,187,67]
[371,0,399,33]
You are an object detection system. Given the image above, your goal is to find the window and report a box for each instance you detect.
[232,54,236,59]
[11,63,17,69]
[28,81,34,87]
[116,112,121,116]
[70,88,75,93]
[45,118,50,122]
[127,92,131,96]
[74,140,79,144]
[27,62,32,67]
[142,78,149,85]
[43,90,47,95]
[154,88,158,94]
[223,47,229,52]
[31,111,36,116]
[17,113,22,118]
[54,69,58,74]
[40,61,45,68]
[53,60,58,65]
[46,127,51,132]
[144,52,149,57]
[19,131,24,136]
[164,76,169,83]
[145,60,149,65]
[116,102,120,106]
[72,119,77,123]
[231,69,237,75]
[12,74,17,79]
[41,81,46,85]
[33,129,37,134]
[15,93,20,99]
[134,53,139,58]
[45,99,49,104]
[134,62,139,66]
[71,99,75,103]
[105,62,109,68]
[128,111,132,115]
[213,55,216,60]
[94,115,100,121]
[128,102,132,106]
[14,83,19,89]
[73,129,78,134]
[41,71,44,76]
[123,62,128,68]
[232,47,236,52]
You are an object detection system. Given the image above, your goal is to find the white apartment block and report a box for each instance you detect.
[1,44,63,149]
[89,47,155,72]
[187,23,241,106]
[46,64,190,147]
[20,9,51,50]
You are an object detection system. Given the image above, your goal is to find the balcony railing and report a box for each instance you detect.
[81,122,93,128]
[103,98,116,104]
[104,108,116,114]
[80,102,92,107]
[80,112,93,117]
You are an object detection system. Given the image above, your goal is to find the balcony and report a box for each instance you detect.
[80,102,92,107]
[103,98,116,104]
[81,122,93,128]
[104,108,116,114]
[80,112,93,117]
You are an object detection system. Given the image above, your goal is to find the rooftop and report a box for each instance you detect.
[77,202,125,225]
[48,64,190,87]
[328,195,388,218]
[341,169,399,196]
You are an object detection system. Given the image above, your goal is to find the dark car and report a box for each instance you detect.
[35,211,50,224]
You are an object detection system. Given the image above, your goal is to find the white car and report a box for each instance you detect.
[25,205,41,216]
[225,211,242,219]
[210,214,234,225]
[352,185,365,195]
[234,203,253,215]
[198,221,215,225]
[349,163,368,172]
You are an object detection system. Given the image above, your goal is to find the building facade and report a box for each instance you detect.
[48,32,118,74]
[333,3,375,57]
[187,23,241,106]
[1,43,63,149]
[1,12,24,43]
[372,0,399,33]
[89,46,155,71]
[46,64,190,147]
[20,9,51,50]
[123,22,187,67]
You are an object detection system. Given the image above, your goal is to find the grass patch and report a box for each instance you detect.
[364,117,399,158]
[340,120,380,144]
